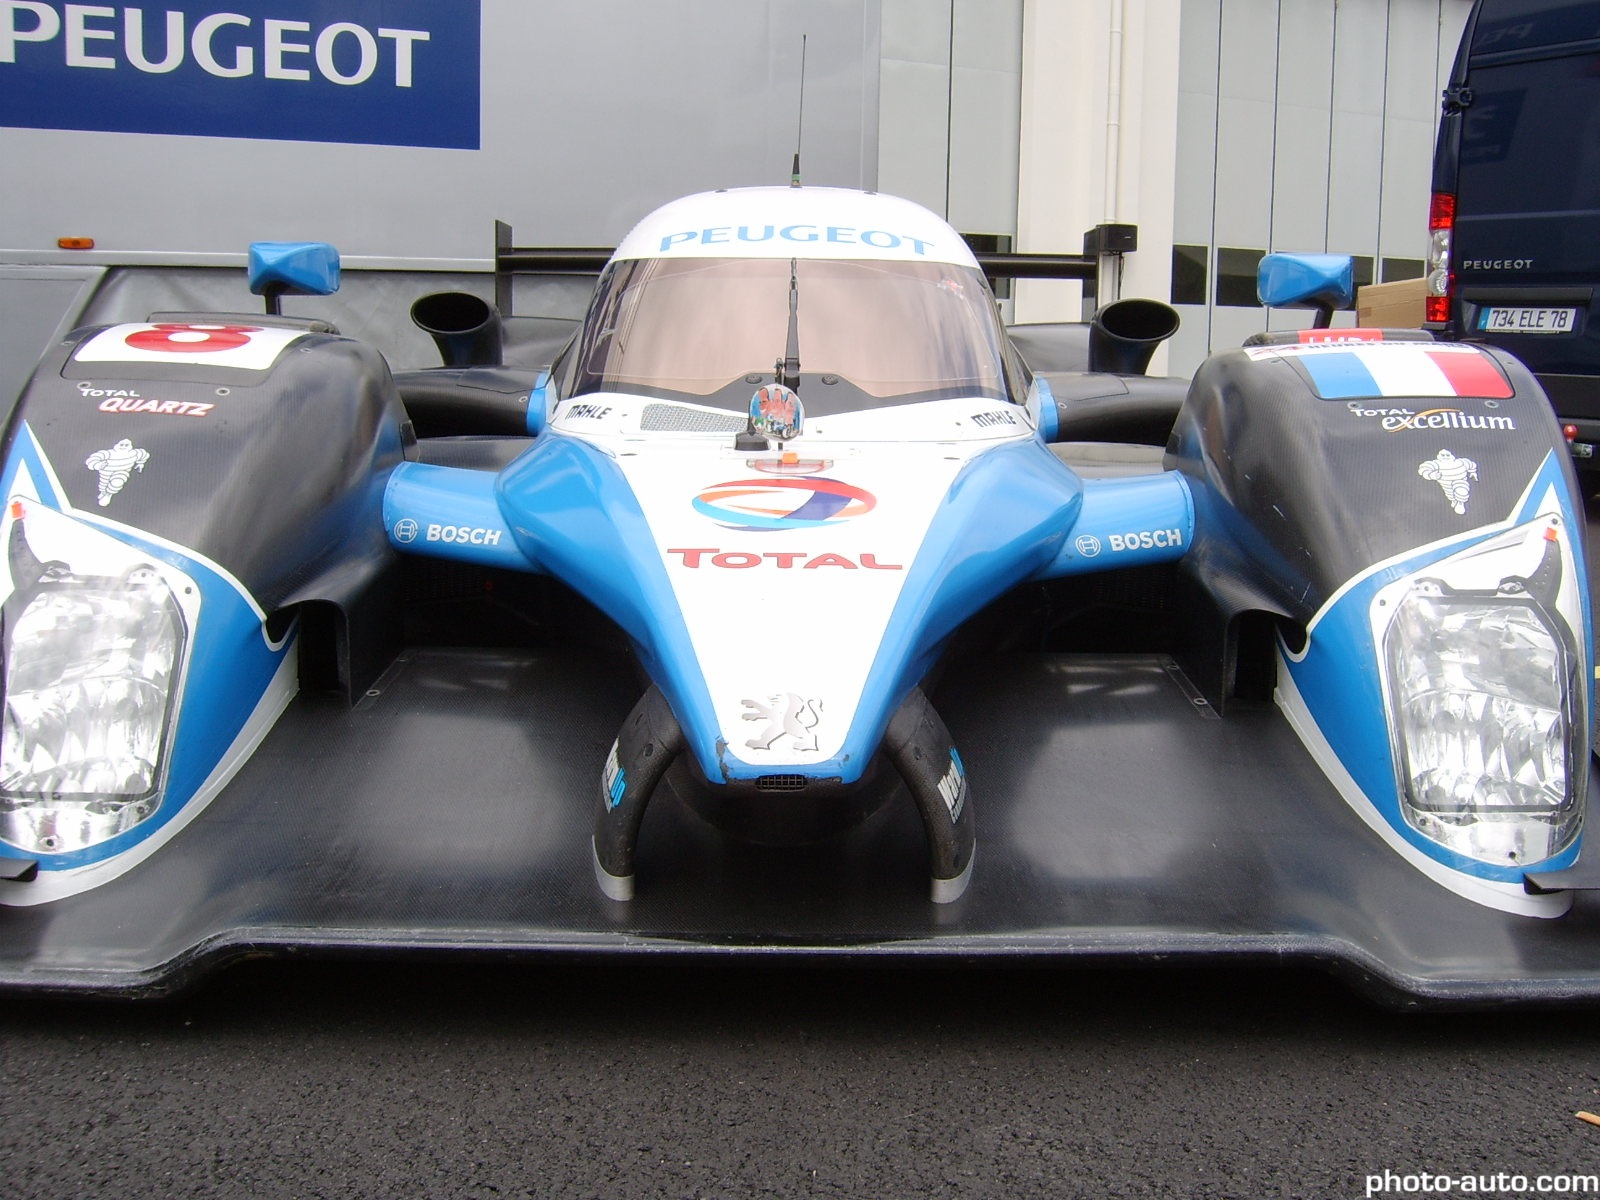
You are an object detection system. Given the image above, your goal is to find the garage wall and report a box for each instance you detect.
[0,0,883,262]
[1,0,1473,385]
[1015,0,1183,332]
[877,0,1025,240]
[1166,0,1473,372]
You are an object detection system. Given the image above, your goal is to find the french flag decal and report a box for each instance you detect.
[1290,344,1514,400]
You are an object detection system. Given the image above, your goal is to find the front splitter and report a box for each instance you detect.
[3,648,1598,1008]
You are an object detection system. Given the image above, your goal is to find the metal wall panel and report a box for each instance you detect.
[1169,0,1474,374]
[0,0,881,263]
[947,0,1024,237]
[878,0,1023,236]
[1269,5,1336,256]
[0,266,105,418]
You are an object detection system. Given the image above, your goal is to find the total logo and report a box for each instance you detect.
[693,476,876,532]
[667,547,902,570]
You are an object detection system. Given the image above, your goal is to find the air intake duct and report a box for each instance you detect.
[411,292,504,367]
[1088,298,1180,376]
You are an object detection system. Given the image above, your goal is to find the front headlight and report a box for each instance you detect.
[1376,519,1585,866]
[0,510,192,855]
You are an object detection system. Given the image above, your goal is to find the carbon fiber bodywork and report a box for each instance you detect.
[2,641,1598,1007]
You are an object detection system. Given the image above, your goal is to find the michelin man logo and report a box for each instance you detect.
[742,693,822,752]
[1417,449,1478,515]
[85,439,150,507]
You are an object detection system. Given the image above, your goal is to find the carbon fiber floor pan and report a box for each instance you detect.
[4,647,1599,1007]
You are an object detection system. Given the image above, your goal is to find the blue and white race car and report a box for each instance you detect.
[0,185,1594,1003]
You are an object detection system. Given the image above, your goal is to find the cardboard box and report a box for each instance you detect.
[1357,276,1428,328]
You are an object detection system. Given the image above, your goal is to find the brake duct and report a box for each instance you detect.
[591,686,975,903]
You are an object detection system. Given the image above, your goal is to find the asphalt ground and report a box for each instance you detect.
[3,958,1600,1200]
[5,496,1600,1200]
[3,960,1600,1200]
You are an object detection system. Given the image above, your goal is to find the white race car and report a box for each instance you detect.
[0,186,1592,1004]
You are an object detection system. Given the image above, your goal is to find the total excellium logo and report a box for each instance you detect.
[692,477,876,532]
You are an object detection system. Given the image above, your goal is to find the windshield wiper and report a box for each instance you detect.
[776,257,801,392]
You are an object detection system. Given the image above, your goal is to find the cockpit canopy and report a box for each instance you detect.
[570,254,1015,415]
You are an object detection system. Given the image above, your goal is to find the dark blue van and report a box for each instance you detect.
[1429,0,1600,464]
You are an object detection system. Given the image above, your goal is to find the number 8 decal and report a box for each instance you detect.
[125,324,262,354]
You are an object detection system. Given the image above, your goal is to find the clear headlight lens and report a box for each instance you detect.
[1377,520,1584,866]
[1,562,188,854]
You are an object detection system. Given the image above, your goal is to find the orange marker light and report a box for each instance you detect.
[57,237,95,250]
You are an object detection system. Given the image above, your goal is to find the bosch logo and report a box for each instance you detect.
[1108,529,1183,552]
[692,477,875,532]
[392,519,419,543]
[1074,534,1102,557]
[427,523,503,546]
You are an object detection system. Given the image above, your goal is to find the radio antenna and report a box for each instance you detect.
[790,34,807,186]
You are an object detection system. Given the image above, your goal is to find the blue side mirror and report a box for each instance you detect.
[1257,253,1353,327]
[248,241,341,314]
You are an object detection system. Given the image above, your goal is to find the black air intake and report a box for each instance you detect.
[1088,298,1180,376]
[411,292,504,367]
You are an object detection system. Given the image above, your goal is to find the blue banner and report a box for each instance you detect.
[0,1,480,149]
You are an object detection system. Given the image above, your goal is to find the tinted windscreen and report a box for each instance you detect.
[1457,54,1600,219]
[1471,0,1600,54]
[573,257,1011,413]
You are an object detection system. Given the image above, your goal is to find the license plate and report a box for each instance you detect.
[1477,306,1578,334]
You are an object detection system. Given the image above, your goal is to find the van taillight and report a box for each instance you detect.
[1426,192,1456,324]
